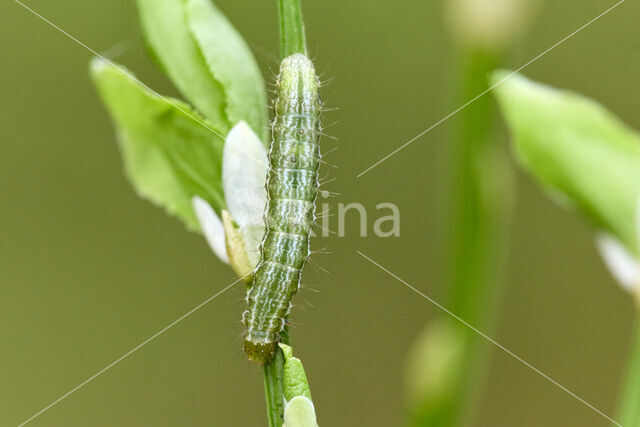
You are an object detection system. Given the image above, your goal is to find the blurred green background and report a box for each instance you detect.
[2,0,640,425]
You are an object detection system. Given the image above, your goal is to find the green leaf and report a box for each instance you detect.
[278,0,307,58]
[492,70,640,254]
[186,0,268,142]
[279,344,318,427]
[91,58,225,232]
[136,0,228,131]
[279,343,312,402]
[136,0,268,142]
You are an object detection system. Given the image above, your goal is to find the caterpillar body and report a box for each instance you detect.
[242,53,321,363]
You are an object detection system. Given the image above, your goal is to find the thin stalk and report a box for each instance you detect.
[262,327,289,426]
[447,50,504,321]
[410,49,512,426]
[263,346,285,427]
[277,0,307,57]
[445,48,513,427]
[617,318,640,426]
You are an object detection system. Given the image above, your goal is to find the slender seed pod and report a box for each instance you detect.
[242,53,321,363]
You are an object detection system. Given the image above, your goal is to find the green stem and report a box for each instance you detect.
[262,327,290,426]
[409,49,512,426]
[447,50,504,321]
[445,48,513,427]
[617,317,640,426]
[277,0,307,58]
[263,347,285,427]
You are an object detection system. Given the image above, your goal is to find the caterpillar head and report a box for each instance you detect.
[276,53,319,113]
[244,340,276,364]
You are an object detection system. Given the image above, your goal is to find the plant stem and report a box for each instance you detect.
[263,327,290,426]
[446,47,513,427]
[447,49,505,320]
[263,346,285,427]
[263,326,290,427]
[409,49,512,426]
[617,317,640,426]
[277,0,307,57]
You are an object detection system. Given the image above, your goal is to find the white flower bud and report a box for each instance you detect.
[222,121,268,229]
[284,396,318,427]
[596,196,640,302]
[192,196,229,264]
[446,0,538,52]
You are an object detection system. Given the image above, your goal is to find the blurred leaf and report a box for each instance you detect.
[91,58,225,232]
[186,0,268,142]
[493,71,640,254]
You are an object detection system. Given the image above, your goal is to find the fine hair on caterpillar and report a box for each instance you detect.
[242,53,322,364]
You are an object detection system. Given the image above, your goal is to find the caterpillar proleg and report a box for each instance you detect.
[242,53,321,363]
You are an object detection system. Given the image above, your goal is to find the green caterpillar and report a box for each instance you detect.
[242,53,321,363]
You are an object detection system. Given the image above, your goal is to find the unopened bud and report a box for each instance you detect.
[446,0,538,52]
